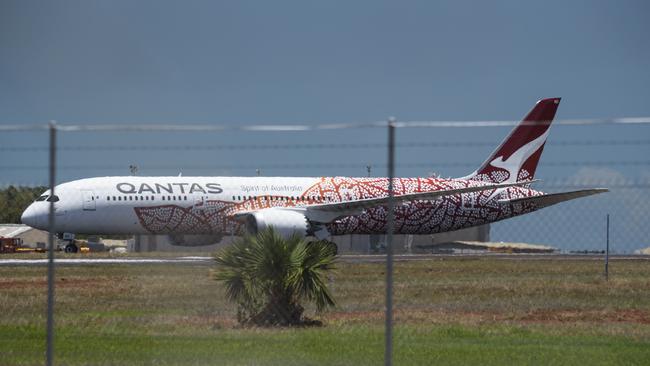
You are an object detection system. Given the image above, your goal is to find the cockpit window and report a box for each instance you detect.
[36,195,48,201]
[46,195,59,202]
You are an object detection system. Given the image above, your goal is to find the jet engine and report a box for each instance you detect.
[244,209,310,238]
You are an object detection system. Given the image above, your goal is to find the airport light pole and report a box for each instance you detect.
[46,121,57,366]
[385,118,396,366]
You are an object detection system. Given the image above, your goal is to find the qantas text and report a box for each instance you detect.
[116,182,223,195]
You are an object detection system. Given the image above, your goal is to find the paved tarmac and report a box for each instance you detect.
[0,254,648,266]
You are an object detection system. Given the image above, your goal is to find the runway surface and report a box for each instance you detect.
[0,254,648,266]
[0,256,211,266]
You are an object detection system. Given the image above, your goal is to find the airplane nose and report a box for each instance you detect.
[21,205,36,227]
[21,205,43,229]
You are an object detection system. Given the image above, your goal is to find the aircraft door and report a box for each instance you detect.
[81,190,96,211]
[461,192,479,211]
[194,196,204,207]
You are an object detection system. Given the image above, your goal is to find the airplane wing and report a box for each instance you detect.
[308,180,537,214]
[232,180,536,223]
[497,188,608,208]
[231,180,540,226]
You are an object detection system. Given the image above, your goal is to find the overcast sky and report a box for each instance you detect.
[1,1,649,249]
[1,0,648,181]
[1,0,649,124]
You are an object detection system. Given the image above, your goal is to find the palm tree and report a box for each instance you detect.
[214,228,337,326]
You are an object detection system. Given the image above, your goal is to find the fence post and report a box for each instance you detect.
[605,214,610,281]
[46,121,57,366]
[385,118,396,366]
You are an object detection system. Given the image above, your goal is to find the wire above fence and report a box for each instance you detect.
[2,139,650,152]
[2,160,649,172]
[1,116,650,132]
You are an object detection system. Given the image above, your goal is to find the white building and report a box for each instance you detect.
[127,225,490,253]
[0,224,49,248]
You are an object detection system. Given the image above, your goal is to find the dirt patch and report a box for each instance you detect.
[325,308,650,325]
[518,309,650,324]
[0,277,108,289]
[326,309,501,325]
[327,310,385,322]
[171,314,238,329]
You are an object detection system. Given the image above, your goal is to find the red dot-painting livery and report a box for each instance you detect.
[133,176,540,236]
[309,177,540,235]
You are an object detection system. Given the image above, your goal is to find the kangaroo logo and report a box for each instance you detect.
[489,127,550,183]
[485,128,550,202]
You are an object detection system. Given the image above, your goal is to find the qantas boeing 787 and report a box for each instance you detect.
[21,98,607,251]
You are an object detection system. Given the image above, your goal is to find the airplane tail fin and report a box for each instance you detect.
[465,98,561,183]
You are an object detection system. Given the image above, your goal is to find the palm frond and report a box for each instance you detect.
[214,228,337,325]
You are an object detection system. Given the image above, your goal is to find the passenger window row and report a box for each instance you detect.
[107,195,189,202]
[232,195,327,202]
[104,195,331,203]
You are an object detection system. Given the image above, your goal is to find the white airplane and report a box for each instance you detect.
[22,98,607,252]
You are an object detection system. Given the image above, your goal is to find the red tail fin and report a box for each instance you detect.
[466,98,561,183]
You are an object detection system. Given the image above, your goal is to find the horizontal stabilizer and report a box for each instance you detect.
[498,188,608,208]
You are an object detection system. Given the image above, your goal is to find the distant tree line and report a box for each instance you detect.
[0,186,47,224]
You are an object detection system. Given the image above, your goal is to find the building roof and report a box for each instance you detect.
[635,247,650,255]
[456,241,556,251]
[0,224,37,238]
[419,240,556,252]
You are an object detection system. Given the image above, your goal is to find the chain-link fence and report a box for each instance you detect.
[1,117,649,365]
[2,119,649,253]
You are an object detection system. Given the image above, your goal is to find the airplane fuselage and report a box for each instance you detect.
[21,176,542,237]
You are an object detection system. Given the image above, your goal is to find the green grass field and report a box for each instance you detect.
[1,256,650,365]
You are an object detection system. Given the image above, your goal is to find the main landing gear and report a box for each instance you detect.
[64,242,78,253]
[57,233,78,253]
